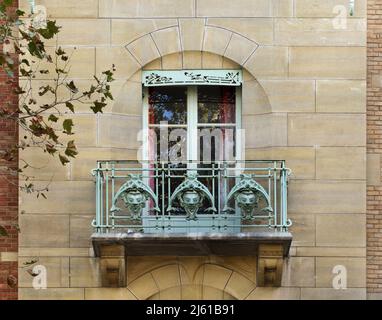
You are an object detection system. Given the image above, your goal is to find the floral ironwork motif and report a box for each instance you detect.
[110,174,159,220]
[167,172,217,220]
[183,71,241,85]
[144,72,173,86]
[223,174,273,220]
[142,70,242,86]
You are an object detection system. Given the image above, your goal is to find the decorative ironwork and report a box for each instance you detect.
[142,70,243,87]
[223,174,273,220]
[110,174,159,220]
[167,171,217,220]
[92,161,291,233]
[144,73,173,86]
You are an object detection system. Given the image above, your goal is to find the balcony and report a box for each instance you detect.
[91,160,293,287]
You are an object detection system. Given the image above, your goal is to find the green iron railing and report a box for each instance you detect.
[91,160,292,233]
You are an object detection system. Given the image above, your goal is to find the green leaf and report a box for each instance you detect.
[38,84,53,96]
[38,20,60,39]
[0,0,12,11]
[16,9,25,16]
[65,102,74,113]
[48,114,59,122]
[20,67,32,77]
[25,183,34,193]
[59,154,70,166]
[90,101,106,113]
[83,85,96,98]
[46,127,59,144]
[14,86,26,95]
[104,91,114,101]
[62,119,74,134]
[21,59,30,66]
[27,41,44,60]
[45,143,57,155]
[0,225,8,237]
[65,80,78,94]
[102,69,114,82]
[55,68,66,75]
[65,140,78,158]
[55,47,65,56]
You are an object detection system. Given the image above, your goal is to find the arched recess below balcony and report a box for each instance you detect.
[123,262,257,300]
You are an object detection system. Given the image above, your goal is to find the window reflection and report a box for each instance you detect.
[149,86,187,125]
[198,86,235,124]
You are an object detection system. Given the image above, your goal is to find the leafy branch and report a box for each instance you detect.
[0,0,116,235]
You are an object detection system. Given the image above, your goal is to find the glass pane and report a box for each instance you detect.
[149,127,188,162]
[198,127,236,162]
[198,86,236,124]
[149,86,187,125]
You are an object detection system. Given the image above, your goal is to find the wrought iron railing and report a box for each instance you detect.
[91,160,292,233]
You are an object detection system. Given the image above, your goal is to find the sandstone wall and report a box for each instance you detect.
[18,0,367,300]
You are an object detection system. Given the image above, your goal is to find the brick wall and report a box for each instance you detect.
[0,0,19,300]
[367,0,382,299]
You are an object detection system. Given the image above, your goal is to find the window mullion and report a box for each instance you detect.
[187,86,198,163]
[235,86,242,162]
[142,87,149,161]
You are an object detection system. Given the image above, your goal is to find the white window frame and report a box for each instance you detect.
[141,70,243,233]
[142,72,242,163]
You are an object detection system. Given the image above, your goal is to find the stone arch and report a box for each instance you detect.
[102,19,287,153]
[106,19,280,83]
[125,262,256,300]
[122,23,260,79]
[108,20,276,114]
[111,50,272,116]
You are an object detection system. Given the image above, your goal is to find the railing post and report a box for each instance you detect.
[281,161,288,231]
[111,163,115,231]
[273,161,277,230]
[95,162,101,233]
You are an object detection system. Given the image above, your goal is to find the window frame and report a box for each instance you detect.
[142,81,242,163]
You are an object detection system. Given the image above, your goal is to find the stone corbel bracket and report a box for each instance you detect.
[257,244,284,287]
[98,244,126,287]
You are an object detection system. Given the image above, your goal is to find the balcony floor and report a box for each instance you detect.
[92,231,292,257]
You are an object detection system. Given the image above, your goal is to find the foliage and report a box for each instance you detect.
[0,1,116,235]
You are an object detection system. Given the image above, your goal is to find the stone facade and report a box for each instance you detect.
[14,0,369,299]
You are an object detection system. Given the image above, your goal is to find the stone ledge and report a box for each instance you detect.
[92,231,292,288]
[92,231,292,257]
